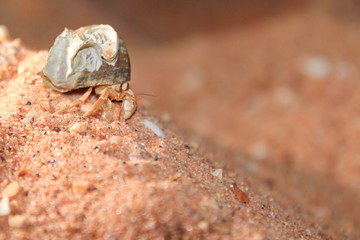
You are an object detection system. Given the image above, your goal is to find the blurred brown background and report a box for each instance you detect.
[2,0,360,237]
[0,0,306,48]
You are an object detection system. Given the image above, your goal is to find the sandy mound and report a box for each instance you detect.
[0,28,341,240]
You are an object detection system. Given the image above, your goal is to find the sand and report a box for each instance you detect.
[0,30,329,240]
[1,1,360,239]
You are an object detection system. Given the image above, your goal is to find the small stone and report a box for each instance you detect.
[249,141,268,161]
[211,222,231,234]
[211,169,223,180]
[197,221,209,231]
[72,180,90,194]
[160,112,171,122]
[273,87,296,107]
[0,25,10,41]
[0,197,10,216]
[301,56,331,80]
[232,184,250,204]
[70,122,87,134]
[8,215,26,228]
[2,181,20,198]
[141,119,166,138]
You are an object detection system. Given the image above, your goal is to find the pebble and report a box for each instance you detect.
[2,181,20,198]
[69,122,87,134]
[0,25,10,41]
[249,141,268,160]
[141,119,166,138]
[0,197,10,216]
[72,180,90,194]
[232,184,250,204]
[301,56,331,80]
[8,215,26,228]
[211,169,223,179]
[273,86,296,107]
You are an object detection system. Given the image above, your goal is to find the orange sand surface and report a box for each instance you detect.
[1,1,360,239]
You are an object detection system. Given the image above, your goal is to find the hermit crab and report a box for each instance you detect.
[39,24,136,120]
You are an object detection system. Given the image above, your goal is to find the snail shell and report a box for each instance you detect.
[41,24,130,92]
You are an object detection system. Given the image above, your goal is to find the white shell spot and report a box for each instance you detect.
[141,120,166,138]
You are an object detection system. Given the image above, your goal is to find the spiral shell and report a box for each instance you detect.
[41,24,130,92]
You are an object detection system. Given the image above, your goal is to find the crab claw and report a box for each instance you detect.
[122,87,137,120]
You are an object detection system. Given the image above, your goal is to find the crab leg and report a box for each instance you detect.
[101,98,114,122]
[82,87,110,118]
[121,83,137,120]
[54,87,93,114]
